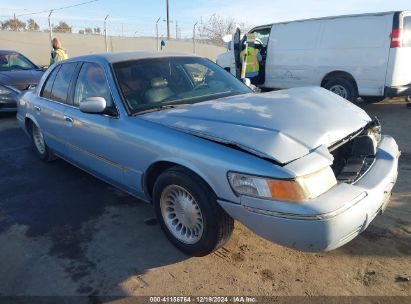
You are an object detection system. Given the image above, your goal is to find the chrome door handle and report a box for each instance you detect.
[64,116,73,123]
[34,106,41,112]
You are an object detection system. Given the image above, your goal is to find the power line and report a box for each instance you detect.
[14,0,100,17]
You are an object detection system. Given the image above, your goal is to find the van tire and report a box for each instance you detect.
[153,166,234,256]
[324,78,358,103]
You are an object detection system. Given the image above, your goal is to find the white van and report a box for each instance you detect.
[217,11,411,102]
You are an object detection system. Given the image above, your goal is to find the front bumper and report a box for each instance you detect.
[385,84,411,97]
[0,90,19,112]
[219,135,399,251]
[0,102,17,112]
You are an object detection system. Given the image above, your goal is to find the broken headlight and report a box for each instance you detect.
[367,117,381,144]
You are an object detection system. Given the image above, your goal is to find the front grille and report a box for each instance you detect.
[0,101,17,108]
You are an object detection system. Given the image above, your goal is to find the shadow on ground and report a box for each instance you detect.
[0,116,188,295]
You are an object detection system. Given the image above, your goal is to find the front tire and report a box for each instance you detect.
[324,77,358,103]
[153,167,234,256]
[31,123,55,162]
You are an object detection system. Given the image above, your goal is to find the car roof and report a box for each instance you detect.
[0,50,20,55]
[65,51,201,64]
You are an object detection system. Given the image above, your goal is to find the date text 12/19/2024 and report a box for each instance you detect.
[149,296,257,303]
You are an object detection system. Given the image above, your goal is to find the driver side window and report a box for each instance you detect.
[74,63,112,107]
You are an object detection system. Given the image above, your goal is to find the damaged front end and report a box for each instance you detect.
[329,117,382,184]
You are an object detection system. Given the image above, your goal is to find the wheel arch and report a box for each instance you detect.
[143,160,217,202]
[321,70,359,94]
[24,114,40,134]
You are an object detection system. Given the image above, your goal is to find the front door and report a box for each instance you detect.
[231,27,242,79]
[64,62,125,187]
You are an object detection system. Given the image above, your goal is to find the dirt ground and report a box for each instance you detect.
[0,100,410,298]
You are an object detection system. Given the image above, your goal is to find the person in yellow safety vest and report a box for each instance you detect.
[50,37,69,65]
[240,40,262,85]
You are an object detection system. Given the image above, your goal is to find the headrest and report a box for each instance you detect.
[0,56,8,65]
[151,78,168,89]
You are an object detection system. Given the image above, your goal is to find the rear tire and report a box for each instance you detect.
[324,77,358,103]
[153,166,234,256]
[30,123,55,162]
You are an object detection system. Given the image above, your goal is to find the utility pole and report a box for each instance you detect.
[156,17,161,51]
[166,0,170,40]
[48,10,54,49]
[13,13,17,31]
[193,21,198,53]
[104,14,109,52]
[175,21,178,39]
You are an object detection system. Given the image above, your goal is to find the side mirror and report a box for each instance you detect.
[80,97,107,114]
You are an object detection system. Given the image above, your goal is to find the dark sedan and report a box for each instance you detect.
[0,50,44,112]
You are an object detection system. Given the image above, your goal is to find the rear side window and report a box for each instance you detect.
[403,16,411,47]
[49,63,77,104]
[40,66,60,99]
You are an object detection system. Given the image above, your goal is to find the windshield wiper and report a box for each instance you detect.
[133,103,188,116]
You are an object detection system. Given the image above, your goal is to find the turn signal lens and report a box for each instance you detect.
[266,179,307,201]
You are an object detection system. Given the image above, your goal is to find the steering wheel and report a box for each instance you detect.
[193,82,210,91]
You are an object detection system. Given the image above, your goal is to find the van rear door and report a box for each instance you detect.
[385,11,411,97]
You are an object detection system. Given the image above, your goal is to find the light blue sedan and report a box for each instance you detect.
[17,52,399,256]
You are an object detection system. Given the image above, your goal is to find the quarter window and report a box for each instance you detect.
[74,63,112,107]
[40,66,60,99]
[49,63,77,104]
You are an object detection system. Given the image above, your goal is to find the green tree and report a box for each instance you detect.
[26,18,40,32]
[93,27,101,35]
[78,29,85,34]
[84,27,93,34]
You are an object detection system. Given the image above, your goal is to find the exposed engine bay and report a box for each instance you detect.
[330,117,381,184]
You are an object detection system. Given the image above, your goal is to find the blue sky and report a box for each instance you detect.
[0,0,410,38]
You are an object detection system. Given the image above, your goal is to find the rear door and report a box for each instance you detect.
[35,62,78,156]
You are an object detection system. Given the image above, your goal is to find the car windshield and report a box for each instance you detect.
[0,53,37,71]
[113,56,251,114]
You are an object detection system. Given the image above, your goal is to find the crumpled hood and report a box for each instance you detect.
[0,69,43,89]
[141,87,371,164]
